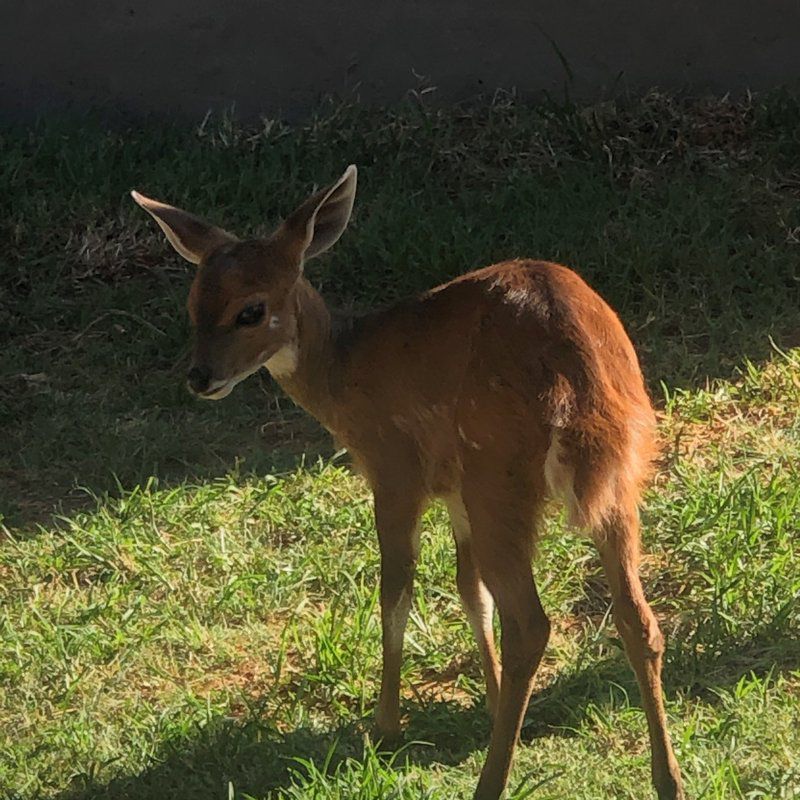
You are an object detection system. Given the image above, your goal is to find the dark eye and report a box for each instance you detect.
[236,303,265,327]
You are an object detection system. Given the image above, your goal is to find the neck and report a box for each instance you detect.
[268,277,339,428]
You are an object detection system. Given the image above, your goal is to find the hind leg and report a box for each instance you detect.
[446,495,501,717]
[594,503,684,800]
[460,476,550,800]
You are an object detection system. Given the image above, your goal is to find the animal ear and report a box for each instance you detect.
[130,191,236,264]
[283,165,357,261]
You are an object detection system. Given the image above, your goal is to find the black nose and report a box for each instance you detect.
[187,366,211,393]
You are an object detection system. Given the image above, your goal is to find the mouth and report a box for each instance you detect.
[189,364,263,401]
[197,382,234,400]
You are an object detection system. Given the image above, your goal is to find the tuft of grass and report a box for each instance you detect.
[1,92,799,799]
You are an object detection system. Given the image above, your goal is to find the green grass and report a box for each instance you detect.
[1,91,799,799]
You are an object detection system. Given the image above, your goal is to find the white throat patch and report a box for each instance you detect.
[264,343,299,378]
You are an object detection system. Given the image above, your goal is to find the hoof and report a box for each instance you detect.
[372,718,403,749]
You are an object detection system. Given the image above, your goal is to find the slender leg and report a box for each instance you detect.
[460,483,550,800]
[373,486,424,741]
[472,558,550,800]
[594,505,684,800]
[446,495,501,716]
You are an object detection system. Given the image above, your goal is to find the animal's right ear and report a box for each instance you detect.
[130,191,236,264]
[281,165,357,262]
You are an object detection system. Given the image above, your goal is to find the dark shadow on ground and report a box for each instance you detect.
[4,98,800,529]
[0,363,335,531]
[52,618,800,800]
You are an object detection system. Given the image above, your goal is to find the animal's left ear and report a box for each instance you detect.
[130,191,236,264]
[282,165,357,262]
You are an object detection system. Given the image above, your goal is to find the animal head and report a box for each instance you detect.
[131,165,356,398]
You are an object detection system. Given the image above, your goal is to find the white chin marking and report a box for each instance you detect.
[264,343,298,378]
[201,383,234,401]
[199,368,255,401]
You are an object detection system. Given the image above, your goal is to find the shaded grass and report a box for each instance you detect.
[2,90,800,522]
[1,92,799,799]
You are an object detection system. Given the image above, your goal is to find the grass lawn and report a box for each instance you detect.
[1,91,799,799]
